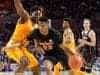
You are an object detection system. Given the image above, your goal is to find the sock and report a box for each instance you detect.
[71,70,86,75]
[31,65,40,75]
[54,63,63,75]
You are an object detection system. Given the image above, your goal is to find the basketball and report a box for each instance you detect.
[68,54,83,70]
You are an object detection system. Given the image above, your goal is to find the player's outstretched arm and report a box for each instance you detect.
[14,0,30,23]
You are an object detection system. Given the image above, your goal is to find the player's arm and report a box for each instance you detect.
[34,39,45,54]
[60,44,75,56]
[27,30,45,54]
[14,0,30,23]
[77,30,96,50]
[84,30,96,47]
[26,39,45,54]
[76,40,85,49]
[3,40,21,51]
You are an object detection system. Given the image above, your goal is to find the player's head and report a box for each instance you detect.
[63,29,71,45]
[83,18,91,30]
[63,18,71,30]
[38,16,49,35]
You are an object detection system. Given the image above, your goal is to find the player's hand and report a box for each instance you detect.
[78,39,83,43]
[1,47,5,52]
[78,39,86,45]
[0,62,4,71]
[35,46,45,54]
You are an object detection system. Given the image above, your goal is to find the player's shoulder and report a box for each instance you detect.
[27,29,39,39]
[89,30,95,35]
[64,28,72,32]
[88,30,96,38]
[31,29,39,34]
[17,17,32,25]
[90,30,95,33]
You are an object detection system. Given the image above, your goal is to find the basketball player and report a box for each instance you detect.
[27,16,69,75]
[62,18,86,55]
[4,0,42,75]
[61,18,76,55]
[78,18,96,73]
[61,18,86,75]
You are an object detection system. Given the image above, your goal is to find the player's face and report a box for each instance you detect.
[83,19,91,30]
[37,10,43,17]
[63,21,70,29]
[39,21,49,35]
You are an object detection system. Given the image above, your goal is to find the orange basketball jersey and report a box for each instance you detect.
[5,19,38,68]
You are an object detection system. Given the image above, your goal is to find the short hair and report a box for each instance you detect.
[39,16,48,23]
[64,18,71,22]
[32,5,44,11]
[84,17,91,20]
[63,18,72,26]
[83,18,91,24]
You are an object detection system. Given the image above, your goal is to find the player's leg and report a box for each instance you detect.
[44,59,53,75]
[15,56,28,75]
[15,48,39,75]
[23,48,40,75]
[54,48,70,75]
[30,65,40,75]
